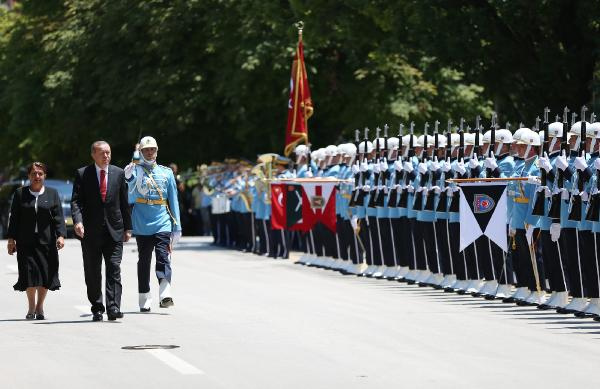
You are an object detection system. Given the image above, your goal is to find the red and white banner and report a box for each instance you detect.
[270,181,336,232]
[300,182,336,233]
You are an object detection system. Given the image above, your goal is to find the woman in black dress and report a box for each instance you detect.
[6,162,66,320]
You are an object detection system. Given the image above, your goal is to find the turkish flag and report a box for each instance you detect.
[300,182,337,232]
[270,183,286,230]
[283,33,313,157]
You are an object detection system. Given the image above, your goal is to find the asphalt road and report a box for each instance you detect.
[1,237,600,389]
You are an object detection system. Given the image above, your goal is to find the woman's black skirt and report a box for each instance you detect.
[13,242,60,291]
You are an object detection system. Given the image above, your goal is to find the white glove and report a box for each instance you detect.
[407,185,415,193]
[550,223,561,242]
[555,153,569,171]
[527,176,540,185]
[305,170,313,178]
[446,187,454,196]
[379,160,387,171]
[373,163,381,174]
[581,191,589,202]
[442,159,452,173]
[456,159,466,175]
[350,215,358,231]
[561,187,570,200]
[124,163,136,180]
[432,186,441,194]
[595,158,600,170]
[362,185,371,192]
[430,157,440,171]
[171,230,182,246]
[360,161,369,172]
[484,157,498,171]
[394,160,403,171]
[575,156,588,171]
[351,164,360,174]
[403,161,414,173]
[468,156,479,169]
[538,154,552,173]
[418,162,428,174]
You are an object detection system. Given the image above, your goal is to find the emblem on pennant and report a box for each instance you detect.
[473,194,495,214]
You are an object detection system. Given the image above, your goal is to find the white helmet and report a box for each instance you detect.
[372,137,387,151]
[387,136,400,150]
[316,148,327,162]
[495,129,513,144]
[547,122,563,138]
[463,133,475,145]
[358,141,374,154]
[570,121,591,137]
[325,145,338,156]
[295,144,309,156]
[516,129,541,146]
[483,130,493,144]
[416,135,433,148]
[139,136,158,149]
[512,128,529,144]
[436,134,447,148]
[450,133,461,147]
[342,143,357,157]
[590,122,600,139]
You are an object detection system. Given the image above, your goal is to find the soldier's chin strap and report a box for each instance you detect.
[140,156,157,168]
[494,142,504,157]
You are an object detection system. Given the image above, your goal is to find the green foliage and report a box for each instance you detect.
[0,0,599,177]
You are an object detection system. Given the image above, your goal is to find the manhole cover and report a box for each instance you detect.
[122,345,180,350]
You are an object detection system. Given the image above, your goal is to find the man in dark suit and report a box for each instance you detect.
[71,141,132,321]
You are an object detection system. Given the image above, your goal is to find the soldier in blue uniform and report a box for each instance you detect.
[536,120,571,309]
[124,136,181,312]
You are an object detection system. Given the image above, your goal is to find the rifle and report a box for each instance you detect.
[587,113,600,221]
[398,122,415,208]
[548,107,570,219]
[424,121,440,211]
[436,119,453,212]
[532,108,550,216]
[349,129,361,207]
[569,106,589,221]
[368,127,381,208]
[376,124,390,206]
[354,127,370,206]
[413,122,429,211]
[448,120,465,213]
[388,123,404,208]
[485,113,498,178]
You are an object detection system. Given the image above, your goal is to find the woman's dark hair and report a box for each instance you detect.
[27,162,47,175]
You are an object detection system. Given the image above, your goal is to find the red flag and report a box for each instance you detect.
[284,29,313,157]
[300,182,337,232]
[271,183,287,230]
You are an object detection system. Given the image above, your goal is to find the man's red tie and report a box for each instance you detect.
[100,169,107,202]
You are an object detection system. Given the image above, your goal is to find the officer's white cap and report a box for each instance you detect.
[450,133,461,147]
[139,136,158,150]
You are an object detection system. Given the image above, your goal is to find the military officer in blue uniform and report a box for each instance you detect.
[124,136,181,312]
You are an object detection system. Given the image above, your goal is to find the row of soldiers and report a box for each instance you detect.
[210,106,600,320]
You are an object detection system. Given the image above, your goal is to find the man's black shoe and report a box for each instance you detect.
[107,311,124,321]
[92,313,103,322]
[140,307,151,313]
